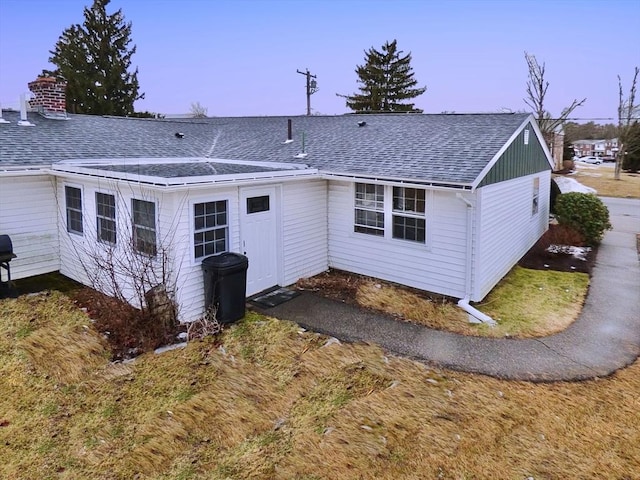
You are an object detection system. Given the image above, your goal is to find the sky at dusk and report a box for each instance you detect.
[1,0,638,120]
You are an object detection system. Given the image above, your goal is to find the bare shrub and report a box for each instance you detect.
[187,306,222,341]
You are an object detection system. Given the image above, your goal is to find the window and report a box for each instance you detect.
[194,200,228,259]
[354,183,384,236]
[354,184,427,244]
[532,177,540,216]
[247,195,269,214]
[96,192,116,244]
[132,199,156,255]
[392,187,426,243]
[65,186,83,235]
[524,128,530,145]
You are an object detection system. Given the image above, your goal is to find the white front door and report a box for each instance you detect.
[240,186,279,296]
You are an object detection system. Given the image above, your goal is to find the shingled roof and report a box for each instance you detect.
[0,110,534,185]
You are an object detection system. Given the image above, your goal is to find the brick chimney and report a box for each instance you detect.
[28,76,67,115]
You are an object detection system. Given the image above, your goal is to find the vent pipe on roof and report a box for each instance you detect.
[17,94,35,127]
[283,118,294,144]
[0,102,10,124]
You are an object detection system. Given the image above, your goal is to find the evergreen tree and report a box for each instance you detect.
[562,137,575,160]
[621,121,640,172]
[47,0,143,115]
[344,40,426,113]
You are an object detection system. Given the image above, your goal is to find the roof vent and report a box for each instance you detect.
[357,121,366,127]
[0,102,9,124]
[283,118,294,144]
[17,94,35,127]
[175,132,185,138]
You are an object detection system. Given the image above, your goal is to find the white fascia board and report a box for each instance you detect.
[51,163,319,188]
[0,165,51,176]
[470,114,554,191]
[319,170,473,191]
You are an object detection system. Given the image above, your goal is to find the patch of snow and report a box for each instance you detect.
[554,176,596,195]
[546,244,592,261]
[154,342,187,354]
[322,337,341,348]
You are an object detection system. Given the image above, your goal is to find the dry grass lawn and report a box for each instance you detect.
[337,266,589,338]
[2,291,639,479]
[567,165,640,198]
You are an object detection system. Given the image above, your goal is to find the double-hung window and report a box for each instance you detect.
[65,186,83,235]
[354,183,427,244]
[194,200,228,259]
[392,187,426,243]
[354,183,384,236]
[132,199,156,255]
[96,192,116,244]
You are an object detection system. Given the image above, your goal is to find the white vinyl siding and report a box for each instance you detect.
[168,188,240,323]
[0,174,60,279]
[57,178,172,311]
[281,179,328,286]
[329,180,467,298]
[473,172,550,301]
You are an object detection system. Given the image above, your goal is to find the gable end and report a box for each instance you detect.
[477,122,551,188]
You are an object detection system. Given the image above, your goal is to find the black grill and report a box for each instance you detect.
[0,234,17,286]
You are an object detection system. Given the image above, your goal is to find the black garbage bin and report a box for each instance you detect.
[202,252,248,324]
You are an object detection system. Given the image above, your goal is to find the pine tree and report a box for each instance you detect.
[621,121,640,172]
[344,40,426,113]
[47,0,143,115]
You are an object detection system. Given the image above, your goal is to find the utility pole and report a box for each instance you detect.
[296,69,318,116]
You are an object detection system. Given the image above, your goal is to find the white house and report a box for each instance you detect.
[0,77,554,322]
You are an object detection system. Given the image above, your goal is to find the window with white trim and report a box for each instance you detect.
[132,199,156,255]
[354,183,384,236]
[392,187,426,243]
[532,177,540,216]
[65,186,83,235]
[194,200,228,259]
[354,183,427,243]
[96,192,116,244]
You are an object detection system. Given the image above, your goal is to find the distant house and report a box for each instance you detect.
[573,138,619,158]
[0,77,554,322]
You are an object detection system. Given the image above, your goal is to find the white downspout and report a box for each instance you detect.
[456,193,496,326]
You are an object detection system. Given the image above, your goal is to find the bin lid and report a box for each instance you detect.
[201,252,248,269]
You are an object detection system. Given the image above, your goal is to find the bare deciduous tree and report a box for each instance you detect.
[524,52,586,148]
[189,101,208,118]
[615,67,639,180]
[55,182,184,336]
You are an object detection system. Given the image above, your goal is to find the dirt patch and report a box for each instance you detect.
[517,223,597,274]
[296,269,458,310]
[69,287,185,361]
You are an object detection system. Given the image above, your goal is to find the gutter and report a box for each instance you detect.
[456,192,496,326]
[0,166,51,176]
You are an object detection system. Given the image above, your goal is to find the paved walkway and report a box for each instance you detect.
[260,198,640,381]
